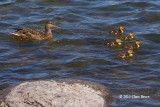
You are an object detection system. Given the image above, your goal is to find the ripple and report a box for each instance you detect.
[137,12,160,23]
[0,0,160,106]
[0,0,15,6]
[122,2,155,8]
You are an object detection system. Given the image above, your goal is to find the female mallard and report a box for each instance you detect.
[10,21,60,41]
[120,32,134,40]
[124,40,141,49]
[106,38,122,47]
[117,50,133,59]
[109,26,124,35]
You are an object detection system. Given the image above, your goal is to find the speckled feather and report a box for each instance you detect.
[106,41,118,47]
[10,21,60,41]
[10,29,46,40]
[125,44,137,50]
[109,29,122,35]
[117,53,128,59]
[120,36,132,40]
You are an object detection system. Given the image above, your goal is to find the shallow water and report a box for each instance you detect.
[0,0,160,106]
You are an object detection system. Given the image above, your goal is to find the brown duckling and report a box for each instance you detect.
[125,40,141,49]
[106,38,122,47]
[120,32,134,40]
[10,21,60,41]
[109,26,124,35]
[117,50,133,59]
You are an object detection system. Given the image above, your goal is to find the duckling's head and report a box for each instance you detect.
[119,26,124,34]
[45,21,61,30]
[128,50,133,57]
[136,40,141,45]
[116,38,122,45]
[135,40,141,47]
[129,32,134,38]
[119,26,124,30]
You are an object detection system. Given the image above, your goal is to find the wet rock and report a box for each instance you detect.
[0,79,112,107]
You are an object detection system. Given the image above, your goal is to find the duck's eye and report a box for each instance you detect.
[47,21,54,24]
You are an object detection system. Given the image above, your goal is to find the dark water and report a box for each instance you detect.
[0,0,160,106]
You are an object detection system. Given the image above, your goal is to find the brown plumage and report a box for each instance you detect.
[125,40,141,49]
[106,38,122,47]
[117,50,134,59]
[120,32,134,40]
[109,26,124,35]
[10,21,60,41]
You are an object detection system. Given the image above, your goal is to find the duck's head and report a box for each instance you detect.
[129,32,134,38]
[128,50,133,56]
[116,38,122,45]
[45,21,61,30]
[135,40,141,47]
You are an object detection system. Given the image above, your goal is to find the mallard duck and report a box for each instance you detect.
[117,50,133,59]
[10,21,60,41]
[125,40,141,49]
[109,26,124,35]
[106,38,122,47]
[120,32,134,40]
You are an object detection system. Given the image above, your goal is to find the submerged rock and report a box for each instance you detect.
[0,79,112,107]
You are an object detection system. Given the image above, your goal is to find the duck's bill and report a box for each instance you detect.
[53,25,61,29]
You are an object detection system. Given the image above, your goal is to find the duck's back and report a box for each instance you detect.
[11,29,46,40]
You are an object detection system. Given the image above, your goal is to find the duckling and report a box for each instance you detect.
[120,32,134,40]
[117,50,133,59]
[106,38,122,47]
[109,26,124,35]
[125,40,141,49]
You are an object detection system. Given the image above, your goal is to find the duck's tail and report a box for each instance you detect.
[9,32,20,36]
[9,27,23,36]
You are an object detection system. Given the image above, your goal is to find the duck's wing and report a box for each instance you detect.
[24,29,45,40]
[10,29,45,40]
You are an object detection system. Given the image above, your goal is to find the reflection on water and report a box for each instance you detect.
[0,0,160,106]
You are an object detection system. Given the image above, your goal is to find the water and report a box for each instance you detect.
[0,0,160,106]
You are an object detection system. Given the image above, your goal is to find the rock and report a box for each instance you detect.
[0,79,112,107]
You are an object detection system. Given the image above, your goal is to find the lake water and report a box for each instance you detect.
[0,0,160,106]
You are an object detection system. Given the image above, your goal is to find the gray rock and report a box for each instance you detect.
[0,79,112,107]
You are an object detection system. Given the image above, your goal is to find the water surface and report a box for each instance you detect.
[0,0,160,106]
